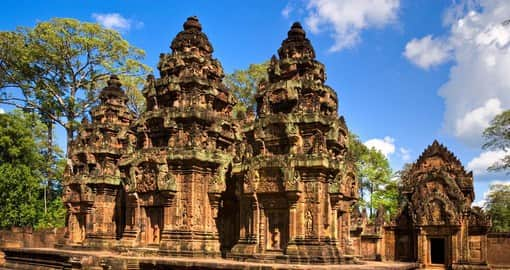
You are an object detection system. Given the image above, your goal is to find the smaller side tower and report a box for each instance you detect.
[63,75,134,248]
[392,141,491,269]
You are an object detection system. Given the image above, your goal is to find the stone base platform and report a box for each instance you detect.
[0,247,419,270]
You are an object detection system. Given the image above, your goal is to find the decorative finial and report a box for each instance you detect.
[183,16,202,31]
[107,74,122,88]
[278,21,316,59]
[288,22,306,39]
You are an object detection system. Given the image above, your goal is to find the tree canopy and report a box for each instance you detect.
[483,110,510,173]
[0,111,64,228]
[224,62,268,118]
[484,183,510,232]
[348,134,397,218]
[0,18,150,153]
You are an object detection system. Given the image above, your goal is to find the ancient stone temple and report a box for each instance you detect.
[63,75,134,248]
[117,16,238,256]
[389,140,491,269]
[229,22,358,264]
[5,17,510,270]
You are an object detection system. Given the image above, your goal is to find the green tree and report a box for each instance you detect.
[36,157,66,229]
[0,111,45,228]
[121,74,146,117]
[224,62,268,117]
[483,110,510,172]
[0,18,150,156]
[21,109,64,215]
[484,183,510,232]
[348,134,395,217]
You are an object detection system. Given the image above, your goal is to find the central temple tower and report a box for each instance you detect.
[118,16,239,256]
[230,23,358,263]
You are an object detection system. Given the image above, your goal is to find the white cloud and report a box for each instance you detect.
[300,0,400,51]
[403,35,452,69]
[282,3,293,18]
[489,179,510,185]
[0,108,4,114]
[364,136,396,157]
[92,13,139,32]
[399,147,411,162]
[467,149,508,175]
[455,98,503,146]
[404,0,510,146]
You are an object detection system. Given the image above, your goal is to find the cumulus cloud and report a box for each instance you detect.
[0,108,4,114]
[403,0,510,146]
[467,149,508,175]
[399,147,411,162]
[92,13,142,32]
[364,136,396,157]
[293,0,400,51]
[282,3,293,18]
[455,98,503,146]
[403,35,452,69]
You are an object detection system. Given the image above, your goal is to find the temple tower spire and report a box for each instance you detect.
[230,22,357,264]
[63,75,134,247]
[118,16,239,256]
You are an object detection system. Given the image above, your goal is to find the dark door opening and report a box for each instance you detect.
[430,238,445,264]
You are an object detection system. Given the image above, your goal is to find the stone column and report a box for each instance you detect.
[452,232,458,264]
[461,216,469,263]
[286,191,300,239]
[257,204,264,252]
[120,194,140,246]
[160,192,175,242]
[417,229,424,265]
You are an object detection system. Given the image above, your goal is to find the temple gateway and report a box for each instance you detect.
[1,16,506,270]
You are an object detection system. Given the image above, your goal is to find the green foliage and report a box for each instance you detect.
[0,111,65,229]
[0,17,150,150]
[484,183,510,232]
[0,112,43,228]
[35,197,66,229]
[0,163,41,228]
[224,62,268,118]
[120,74,146,117]
[348,133,397,218]
[0,111,43,166]
[372,180,399,219]
[483,110,510,173]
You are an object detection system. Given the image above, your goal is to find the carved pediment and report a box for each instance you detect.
[413,141,464,171]
[403,140,474,205]
[412,193,460,226]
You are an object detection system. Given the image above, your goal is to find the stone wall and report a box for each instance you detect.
[360,235,380,260]
[0,227,65,249]
[487,233,510,269]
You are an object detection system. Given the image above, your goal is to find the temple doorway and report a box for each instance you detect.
[144,207,162,245]
[265,210,288,251]
[430,238,445,265]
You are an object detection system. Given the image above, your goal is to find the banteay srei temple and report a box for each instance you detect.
[1,17,509,270]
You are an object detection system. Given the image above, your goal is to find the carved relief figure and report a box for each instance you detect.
[153,223,160,243]
[305,210,313,235]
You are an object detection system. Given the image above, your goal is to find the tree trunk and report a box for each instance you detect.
[66,112,76,159]
[66,126,74,159]
[45,121,53,211]
[369,183,374,218]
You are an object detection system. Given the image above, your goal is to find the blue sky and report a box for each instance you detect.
[1,0,509,205]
